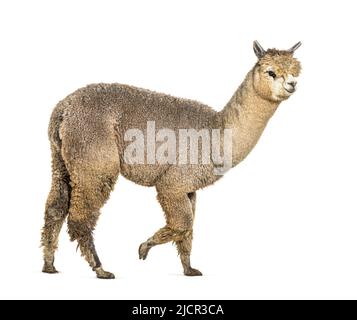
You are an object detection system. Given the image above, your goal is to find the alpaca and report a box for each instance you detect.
[41,41,302,279]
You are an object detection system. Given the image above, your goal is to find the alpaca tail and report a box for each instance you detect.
[48,104,65,152]
[46,104,71,202]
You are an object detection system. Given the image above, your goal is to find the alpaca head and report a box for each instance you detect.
[252,41,302,102]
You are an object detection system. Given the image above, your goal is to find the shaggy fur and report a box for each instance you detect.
[41,41,302,279]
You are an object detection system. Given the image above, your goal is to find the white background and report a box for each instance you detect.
[0,0,356,300]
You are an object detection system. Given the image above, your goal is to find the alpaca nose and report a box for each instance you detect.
[288,81,297,88]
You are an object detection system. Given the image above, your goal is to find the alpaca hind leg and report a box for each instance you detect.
[67,166,118,279]
[67,214,114,279]
[41,145,70,274]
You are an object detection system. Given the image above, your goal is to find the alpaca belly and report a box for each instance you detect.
[120,163,170,187]
[120,162,221,190]
[155,164,222,193]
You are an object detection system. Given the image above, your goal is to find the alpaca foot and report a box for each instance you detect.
[139,242,151,260]
[95,267,115,279]
[184,268,203,277]
[42,263,59,274]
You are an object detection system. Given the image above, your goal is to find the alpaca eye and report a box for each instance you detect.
[268,71,276,79]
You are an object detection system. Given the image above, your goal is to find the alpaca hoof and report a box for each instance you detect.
[95,267,115,279]
[139,242,150,260]
[97,272,115,280]
[42,263,59,274]
[184,268,203,277]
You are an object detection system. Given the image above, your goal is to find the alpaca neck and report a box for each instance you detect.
[221,70,280,167]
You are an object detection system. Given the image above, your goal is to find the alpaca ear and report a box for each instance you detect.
[253,40,266,59]
[287,42,302,54]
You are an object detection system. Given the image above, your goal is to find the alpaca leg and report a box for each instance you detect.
[139,192,192,259]
[41,145,70,274]
[139,191,201,275]
[67,214,114,279]
[138,226,190,260]
[67,166,118,279]
[175,192,202,276]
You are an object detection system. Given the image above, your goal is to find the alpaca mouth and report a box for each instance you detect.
[285,88,295,94]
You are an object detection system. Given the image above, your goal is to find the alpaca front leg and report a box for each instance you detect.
[176,231,202,276]
[138,191,193,261]
[139,228,202,276]
[139,226,182,260]
[139,191,202,276]
[177,192,202,276]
